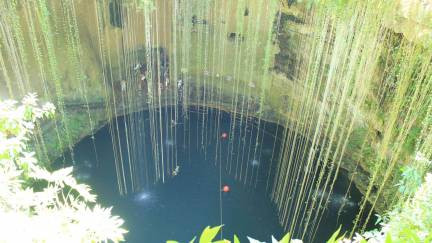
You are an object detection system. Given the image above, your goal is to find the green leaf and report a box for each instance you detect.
[190,236,196,243]
[385,233,392,243]
[279,232,290,243]
[234,235,240,243]
[166,241,179,243]
[199,225,223,243]
[400,228,421,242]
[327,226,342,243]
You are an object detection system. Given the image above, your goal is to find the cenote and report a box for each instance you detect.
[1,0,432,242]
[57,107,372,242]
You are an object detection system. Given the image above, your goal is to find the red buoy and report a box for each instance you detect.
[221,132,228,139]
[222,185,230,192]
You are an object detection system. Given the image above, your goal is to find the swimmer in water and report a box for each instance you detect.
[172,165,180,176]
[120,80,126,92]
[171,119,183,127]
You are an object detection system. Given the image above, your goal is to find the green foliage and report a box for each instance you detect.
[374,213,389,226]
[128,0,155,11]
[396,165,422,196]
[167,225,230,243]
[387,173,432,242]
[167,225,350,243]
[383,234,392,243]
[298,0,351,12]
[0,94,127,242]
[279,232,291,243]
[341,173,432,243]
[200,225,226,243]
[402,125,422,156]
[326,226,345,243]
[347,127,368,151]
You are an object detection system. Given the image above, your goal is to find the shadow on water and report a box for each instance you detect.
[56,107,374,242]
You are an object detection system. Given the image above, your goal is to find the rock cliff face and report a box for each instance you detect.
[393,0,432,43]
[1,0,429,214]
[275,1,432,213]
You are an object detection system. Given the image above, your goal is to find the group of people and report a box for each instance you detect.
[119,62,172,93]
[118,62,187,111]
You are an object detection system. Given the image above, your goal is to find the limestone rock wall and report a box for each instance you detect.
[2,0,430,215]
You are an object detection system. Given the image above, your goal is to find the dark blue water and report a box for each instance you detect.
[59,107,371,242]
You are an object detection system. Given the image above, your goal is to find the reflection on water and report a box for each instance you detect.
[73,160,94,182]
[251,159,260,167]
[164,138,175,147]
